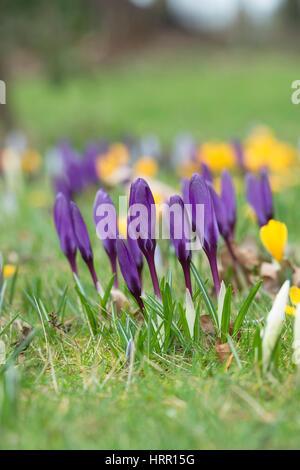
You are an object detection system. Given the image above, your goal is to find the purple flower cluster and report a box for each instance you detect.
[54,193,103,294]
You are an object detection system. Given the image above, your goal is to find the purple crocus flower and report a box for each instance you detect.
[70,201,103,295]
[246,169,274,227]
[169,195,192,296]
[189,174,221,295]
[127,218,144,284]
[129,178,161,300]
[59,142,85,195]
[201,163,213,184]
[54,193,78,275]
[93,189,118,288]
[232,140,245,171]
[209,185,230,240]
[221,169,236,239]
[116,237,144,313]
[181,178,190,204]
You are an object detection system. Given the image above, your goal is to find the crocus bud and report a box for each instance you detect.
[129,178,161,299]
[246,170,274,227]
[221,170,236,239]
[116,237,144,313]
[127,218,144,282]
[169,195,192,296]
[181,178,190,205]
[70,201,103,295]
[189,174,220,295]
[209,185,230,240]
[54,192,78,275]
[201,163,213,184]
[94,188,118,287]
[232,140,245,171]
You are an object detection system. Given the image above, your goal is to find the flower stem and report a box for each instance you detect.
[146,252,161,300]
[87,260,103,295]
[110,256,118,288]
[136,296,145,316]
[182,262,193,297]
[208,252,221,296]
[69,255,78,276]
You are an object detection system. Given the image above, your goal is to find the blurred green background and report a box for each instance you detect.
[1,0,300,148]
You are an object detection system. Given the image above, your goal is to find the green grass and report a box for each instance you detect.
[1,48,300,450]
[12,47,300,147]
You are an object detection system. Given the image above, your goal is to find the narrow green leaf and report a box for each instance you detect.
[221,285,232,343]
[233,280,262,336]
[191,262,218,326]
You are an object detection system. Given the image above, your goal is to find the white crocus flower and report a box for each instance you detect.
[262,280,290,371]
[293,304,300,366]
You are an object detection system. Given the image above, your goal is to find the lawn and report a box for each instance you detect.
[1,47,300,450]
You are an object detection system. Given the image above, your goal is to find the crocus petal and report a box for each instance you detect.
[93,188,118,286]
[181,177,190,205]
[262,280,290,370]
[221,169,236,237]
[189,173,219,253]
[70,201,103,294]
[189,174,220,294]
[260,219,288,263]
[54,192,77,273]
[185,288,196,338]
[116,237,143,311]
[246,173,267,227]
[70,201,93,263]
[209,185,229,239]
[129,178,156,255]
[286,305,296,317]
[217,281,226,328]
[261,169,274,222]
[129,178,161,299]
[169,195,191,265]
[201,163,213,184]
[245,171,273,227]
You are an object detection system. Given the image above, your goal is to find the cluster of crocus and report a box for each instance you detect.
[52,142,105,199]
[189,174,221,295]
[54,192,103,295]
[128,178,161,300]
[93,189,119,288]
[93,186,145,309]
[168,195,192,296]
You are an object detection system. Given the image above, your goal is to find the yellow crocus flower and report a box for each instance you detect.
[285,286,300,317]
[3,264,17,279]
[21,149,42,174]
[260,219,288,263]
[199,142,235,171]
[134,157,158,177]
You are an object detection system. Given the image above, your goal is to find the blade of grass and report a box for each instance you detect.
[191,262,218,326]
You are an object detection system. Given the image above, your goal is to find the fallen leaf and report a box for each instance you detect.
[216,339,231,363]
[260,262,280,296]
[110,288,129,314]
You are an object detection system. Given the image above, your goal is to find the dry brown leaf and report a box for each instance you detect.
[292,266,300,287]
[215,339,231,363]
[110,288,129,314]
[260,262,280,296]
[200,315,216,347]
